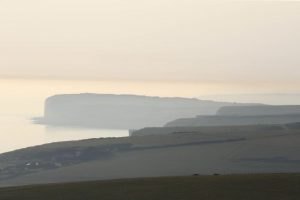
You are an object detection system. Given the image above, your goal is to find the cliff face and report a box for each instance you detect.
[217,105,300,116]
[38,93,246,129]
[165,105,300,127]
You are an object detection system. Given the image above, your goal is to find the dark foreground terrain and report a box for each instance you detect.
[0,174,299,200]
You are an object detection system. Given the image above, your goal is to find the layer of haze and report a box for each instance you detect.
[0,0,300,94]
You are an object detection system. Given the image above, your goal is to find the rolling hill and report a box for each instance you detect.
[0,123,300,187]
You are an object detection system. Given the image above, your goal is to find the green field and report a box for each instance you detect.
[0,174,299,200]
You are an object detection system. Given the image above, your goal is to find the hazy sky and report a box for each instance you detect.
[1,1,300,88]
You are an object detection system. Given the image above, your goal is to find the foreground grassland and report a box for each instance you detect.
[0,174,299,200]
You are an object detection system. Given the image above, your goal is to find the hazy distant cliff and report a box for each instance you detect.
[217,105,300,116]
[36,93,249,129]
[165,105,300,127]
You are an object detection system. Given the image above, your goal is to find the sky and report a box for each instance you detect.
[1,0,300,153]
[0,0,300,93]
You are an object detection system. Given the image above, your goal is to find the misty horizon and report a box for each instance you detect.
[0,1,300,95]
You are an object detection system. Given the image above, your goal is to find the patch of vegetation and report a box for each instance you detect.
[0,173,299,200]
[0,144,132,180]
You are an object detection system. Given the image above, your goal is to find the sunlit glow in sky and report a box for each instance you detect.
[0,0,299,94]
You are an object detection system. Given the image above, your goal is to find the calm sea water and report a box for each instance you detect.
[0,79,142,154]
[0,115,128,154]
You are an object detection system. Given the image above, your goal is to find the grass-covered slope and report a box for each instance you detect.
[0,123,300,187]
[0,174,299,200]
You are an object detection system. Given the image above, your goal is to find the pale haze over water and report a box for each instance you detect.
[0,78,300,153]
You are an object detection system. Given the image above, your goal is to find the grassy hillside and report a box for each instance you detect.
[1,124,300,186]
[0,174,299,200]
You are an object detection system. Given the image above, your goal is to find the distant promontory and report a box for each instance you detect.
[35,93,251,129]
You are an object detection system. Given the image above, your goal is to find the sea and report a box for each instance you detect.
[0,79,134,153]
